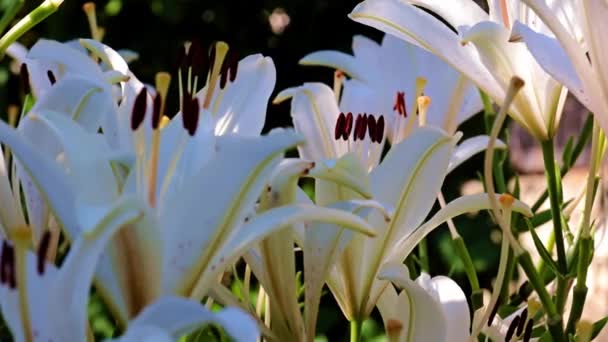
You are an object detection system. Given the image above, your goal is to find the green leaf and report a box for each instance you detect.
[592,316,608,339]
[525,218,560,276]
[562,136,574,167]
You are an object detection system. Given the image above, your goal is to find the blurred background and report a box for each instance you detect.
[0,0,603,341]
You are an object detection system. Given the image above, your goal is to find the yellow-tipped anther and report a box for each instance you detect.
[160,116,170,129]
[155,72,171,118]
[203,41,230,109]
[417,95,431,127]
[11,225,32,245]
[498,194,515,208]
[333,69,345,102]
[82,2,102,41]
[404,76,427,137]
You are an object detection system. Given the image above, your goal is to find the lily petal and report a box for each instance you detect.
[390,193,533,262]
[0,120,79,238]
[274,83,345,160]
[299,50,368,81]
[116,297,259,342]
[162,130,302,296]
[409,0,487,29]
[349,0,504,100]
[377,263,447,341]
[447,135,506,174]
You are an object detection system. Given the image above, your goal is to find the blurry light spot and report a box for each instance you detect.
[151,0,163,15]
[104,0,122,16]
[202,9,215,23]
[268,7,290,35]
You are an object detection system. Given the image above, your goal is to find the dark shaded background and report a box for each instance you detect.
[0,1,506,340]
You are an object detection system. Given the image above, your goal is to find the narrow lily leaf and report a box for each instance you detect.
[562,136,574,167]
[592,316,608,339]
[114,297,259,342]
[0,120,79,238]
[447,135,506,173]
[389,193,532,262]
[191,203,376,299]
[299,50,367,81]
[525,218,560,276]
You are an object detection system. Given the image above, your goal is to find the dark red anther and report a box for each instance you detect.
[1,240,9,284]
[189,39,203,74]
[487,298,501,327]
[356,114,368,141]
[376,115,385,143]
[37,231,51,275]
[516,308,528,336]
[187,97,200,136]
[20,63,30,94]
[343,112,353,140]
[151,93,162,130]
[334,112,346,141]
[228,51,239,83]
[522,319,533,342]
[219,60,229,90]
[367,115,377,143]
[1,242,15,289]
[47,70,56,85]
[505,315,520,341]
[181,91,192,131]
[131,88,148,131]
[393,91,407,117]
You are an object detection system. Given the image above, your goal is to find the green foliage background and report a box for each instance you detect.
[0,0,503,340]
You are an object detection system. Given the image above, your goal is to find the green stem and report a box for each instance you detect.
[453,236,483,310]
[350,319,362,342]
[518,252,566,342]
[0,0,24,36]
[567,237,592,333]
[540,139,567,273]
[0,0,63,59]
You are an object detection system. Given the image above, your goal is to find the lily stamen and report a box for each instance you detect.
[203,41,229,109]
[1,240,15,287]
[11,226,34,342]
[82,2,103,41]
[333,70,345,102]
[47,70,56,85]
[36,231,51,275]
[417,95,430,127]
[392,91,406,117]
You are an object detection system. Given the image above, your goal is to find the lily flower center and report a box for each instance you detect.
[393,91,407,117]
[334,112,385,168]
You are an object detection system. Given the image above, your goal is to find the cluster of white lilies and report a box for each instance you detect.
[0,0,605,341]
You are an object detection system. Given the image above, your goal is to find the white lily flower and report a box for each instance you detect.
[511,0,608,134]
[377,263,537,342]
[0,196,143,342]
[348,0,576,141]
[376,263,470,341]
[300,33,482,138]
[242,159,378,341]
[274,82,526,324]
